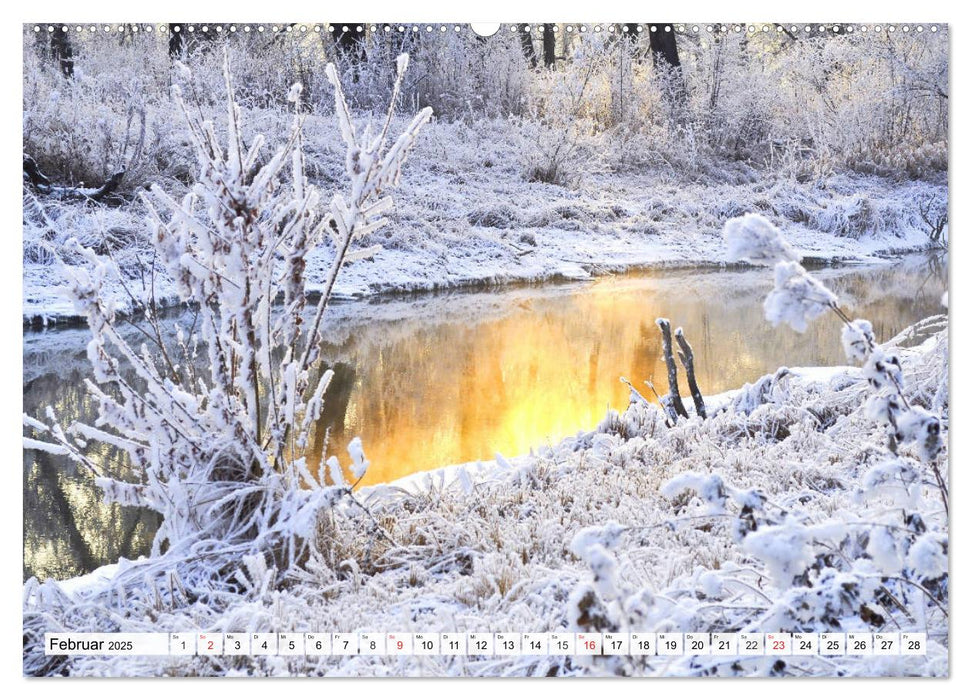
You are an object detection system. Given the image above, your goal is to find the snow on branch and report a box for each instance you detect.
[22,48,431,601]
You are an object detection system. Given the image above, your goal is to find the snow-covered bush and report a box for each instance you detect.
[705,214,947,626]
[23,50,431,602]
[22,31,188,193]
[518,36,613,187]
[562,215,948,675]
[724,213,945,485]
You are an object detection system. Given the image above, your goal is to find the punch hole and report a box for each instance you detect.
[470,24,501,37]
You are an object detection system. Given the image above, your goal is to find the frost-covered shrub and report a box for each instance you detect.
[566,335,947,676]
[23,31,188,193]
[517,35,615,187]
[725,213,945,474]
[603,213,949,650]
[563,216,948,676]
[23,51,431,600]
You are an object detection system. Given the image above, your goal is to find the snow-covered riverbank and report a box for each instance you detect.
[24,316,949,677]
[23,119,947,326]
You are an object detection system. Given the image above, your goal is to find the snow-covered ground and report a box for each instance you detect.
[23,114,947,324]
[24,317,949,677]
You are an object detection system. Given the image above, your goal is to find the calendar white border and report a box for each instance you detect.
[5,0,960,694]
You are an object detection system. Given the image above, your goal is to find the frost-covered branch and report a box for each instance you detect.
[22,48,431,598]
[724,213,944,494]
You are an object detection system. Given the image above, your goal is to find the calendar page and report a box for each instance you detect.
[21,15,949,679]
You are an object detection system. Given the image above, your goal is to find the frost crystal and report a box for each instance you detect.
[864,392,902,426]
[741,520,813,588]
[327,456,347,488]
[867,526,903,574]
[862,349,903,391]
[907,533,947,580]
[582,544,619,599]
[571,521,626,558]
[763,261,838,333]
[895,406,943,462]
[723,213,801,265]
[841,319,875,363]
[347,437,370,481]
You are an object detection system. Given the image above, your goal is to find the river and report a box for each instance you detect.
[23,255,947,581]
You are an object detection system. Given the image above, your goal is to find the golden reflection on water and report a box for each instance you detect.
[311,260,947,486]
[23,258,947,579]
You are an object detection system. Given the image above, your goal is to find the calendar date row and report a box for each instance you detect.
[45,632,927,657]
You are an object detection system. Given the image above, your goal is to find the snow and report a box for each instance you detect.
[841,319,876,363]
[906,533,947,581]
[724,213,801,264]
[764,260,839,333]
[27,320,948,677]
[862,349,904,391]
[23,136,948,325]
[894,406,944,462]
[53,561,124,596]
[347,437,370,481]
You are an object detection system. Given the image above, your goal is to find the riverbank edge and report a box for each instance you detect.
[47,363,836,598]
[29,340,950,677]
[22,239,935,329]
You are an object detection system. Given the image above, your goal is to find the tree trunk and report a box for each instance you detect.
[168,24,186,57]
[675,327,707,418]
[648,26,681,68]
[519,25,538,68]
[542,24,556,67]
[648,25,687,115]
[49,26,74,78]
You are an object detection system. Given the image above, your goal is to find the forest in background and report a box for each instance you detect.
[25,23,947,194]
[22,24,950,324]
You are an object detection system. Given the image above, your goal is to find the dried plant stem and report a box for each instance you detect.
[674,326,707,419]
[656,318,689,419]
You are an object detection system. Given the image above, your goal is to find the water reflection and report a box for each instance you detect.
[23,256,947,580]
[23,369,160,582]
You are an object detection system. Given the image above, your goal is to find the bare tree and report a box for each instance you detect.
[333,23,367,63]
[543,24,556,67]
[519,25,538,68]
[919,197,949,249]
[48,26,74,78]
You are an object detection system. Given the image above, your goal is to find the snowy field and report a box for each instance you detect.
[24,145,947,324]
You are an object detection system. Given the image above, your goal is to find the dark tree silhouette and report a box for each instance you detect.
[648,25,681,69]
[168,24,186,57]
[542,24,556,67]
[333,23,367,63]
[648,25,687,109]
[519,25,538,68]
[49,26,74,78]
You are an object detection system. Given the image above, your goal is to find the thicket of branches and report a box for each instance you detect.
[23,49,431,626]
[24,24,947,195]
